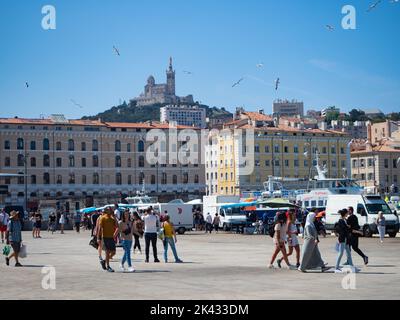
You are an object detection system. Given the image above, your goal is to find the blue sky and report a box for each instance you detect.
[0,0,399,119]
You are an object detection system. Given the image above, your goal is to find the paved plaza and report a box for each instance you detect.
[1,230,399,300]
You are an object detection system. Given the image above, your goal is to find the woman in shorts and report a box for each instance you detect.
[282,210,301,268]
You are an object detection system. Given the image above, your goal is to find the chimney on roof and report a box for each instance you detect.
[14,116,18,119]
[258,109,264,115]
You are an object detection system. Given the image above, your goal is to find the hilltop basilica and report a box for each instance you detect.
[134,58,194,107]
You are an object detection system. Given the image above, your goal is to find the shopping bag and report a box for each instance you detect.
[19,243,27,258]
[2,245,11,256]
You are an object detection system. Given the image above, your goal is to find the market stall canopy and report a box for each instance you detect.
[257,198,299,208]
[186,199,202,205]
[220,201,258,209]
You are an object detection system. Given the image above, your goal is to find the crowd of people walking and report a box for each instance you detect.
[266,207,371,273]
[0,204,390,272]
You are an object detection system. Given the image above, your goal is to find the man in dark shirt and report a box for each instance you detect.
[347,206,368,265]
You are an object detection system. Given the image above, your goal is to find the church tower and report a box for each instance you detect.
[166,57,175,96]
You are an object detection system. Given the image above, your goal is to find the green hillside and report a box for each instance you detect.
[81,100,232,123]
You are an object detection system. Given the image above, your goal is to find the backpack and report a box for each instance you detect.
[333,222,341,236]
[268,223,276,238]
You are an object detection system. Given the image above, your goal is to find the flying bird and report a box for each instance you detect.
[256,63,264,68]
[232,78,244,88]
[113,45,120,56]
[25,82,29,88]
[275,78,280,91]
[325,25,334,31]
[367,0,381,12]
[183,70,193,75]
[303,151,308,157]
[70,99,84,109]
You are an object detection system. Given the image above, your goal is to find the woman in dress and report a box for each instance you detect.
[298,212,329,272]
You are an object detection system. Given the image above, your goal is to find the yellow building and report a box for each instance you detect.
[206,111,350,195]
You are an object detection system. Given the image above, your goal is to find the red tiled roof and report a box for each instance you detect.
[104,122,198,130]
[242,112,273,121]
[224,122,348,136]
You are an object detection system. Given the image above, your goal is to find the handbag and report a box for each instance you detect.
[157,227,165,241]
[89,236,99,249]
[19,243,27,258]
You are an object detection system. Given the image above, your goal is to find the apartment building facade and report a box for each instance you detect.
[351,141,400,195]
[0,116,205,210]
[205,120,351,195]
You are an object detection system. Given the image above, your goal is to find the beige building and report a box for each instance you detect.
[205,111,351,196]
[351,140,400,195]
[273,99,304,117]
[368,120,400,144]
[0,115,205,210]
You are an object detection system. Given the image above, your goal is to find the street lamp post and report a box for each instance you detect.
[23,151,29,215]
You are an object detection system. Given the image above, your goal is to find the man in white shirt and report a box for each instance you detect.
[205,213,213,234]
[144,208,160,263]
[114,204,121,221]
[0,209,10,243]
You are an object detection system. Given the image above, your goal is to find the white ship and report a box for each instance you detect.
[261,152,364,211]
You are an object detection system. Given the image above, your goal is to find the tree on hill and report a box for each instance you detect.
[348,109,369,122]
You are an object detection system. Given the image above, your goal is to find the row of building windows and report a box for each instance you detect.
[352,158,399,169]
[206,159,346,169]
[4,139,146,153]
[4,155,199,168]
[8,173,200,185]
[352,173,398,183]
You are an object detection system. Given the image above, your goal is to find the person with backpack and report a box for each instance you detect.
[334,209,358,273]
[298,212,329,272]
[268,212,296,269]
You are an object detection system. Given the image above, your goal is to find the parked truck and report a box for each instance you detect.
[202,195,248,231]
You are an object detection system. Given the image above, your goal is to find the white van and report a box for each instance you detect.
[203,195,249,231]
[325,195,400,237]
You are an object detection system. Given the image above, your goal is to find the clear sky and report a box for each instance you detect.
[0,0,399,119]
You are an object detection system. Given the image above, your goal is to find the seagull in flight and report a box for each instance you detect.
[232,78,244,88]
[183,70,193,75]
[113,45,120,56]
[256,63,264,68]
[367,0,381,12]
[25,82,29,88]
[70,99,84,109]
[275,78,280,91]
[325,25,334,31]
